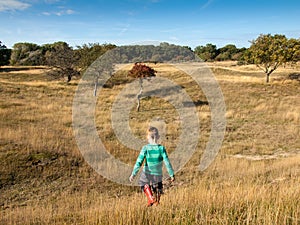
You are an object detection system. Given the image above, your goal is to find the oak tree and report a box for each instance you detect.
[44,42,79,82]
[246,34,300,83]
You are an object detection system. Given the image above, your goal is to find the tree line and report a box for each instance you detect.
[0,34,300,82]
[0,41,243,67]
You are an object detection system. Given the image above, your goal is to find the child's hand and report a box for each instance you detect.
[170,176,175,182]
[129,175,135,182]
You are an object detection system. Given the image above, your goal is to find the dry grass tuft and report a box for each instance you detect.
[0,63,299,224]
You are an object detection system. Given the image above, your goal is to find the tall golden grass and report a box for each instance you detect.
[0,63,299,224]
[2,156,299,224]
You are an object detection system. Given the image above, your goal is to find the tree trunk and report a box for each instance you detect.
[136,94,141,112]
[67,74,72,83]
[266,73,270,83]
[94,77,99,97]
[136,78,143,112]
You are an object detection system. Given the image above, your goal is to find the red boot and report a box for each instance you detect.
[144,184,155,207]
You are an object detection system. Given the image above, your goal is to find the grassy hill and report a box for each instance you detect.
[0,62,299,224]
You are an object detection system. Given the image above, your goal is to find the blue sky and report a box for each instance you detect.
[1,0,300,49]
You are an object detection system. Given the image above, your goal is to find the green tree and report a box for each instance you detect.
[245,34,296,83]
[75,43,116,72]
[215,44,239,61]
[10,42,40,65]
[128,63,156,111]
[0,41,7,49]
[44,42,79,82]
[194,44,218,61]
[0,41,11,66]
[285,38,300,63]
[233,47,247,62]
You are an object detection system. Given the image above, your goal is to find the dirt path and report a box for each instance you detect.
[229,149,300,161]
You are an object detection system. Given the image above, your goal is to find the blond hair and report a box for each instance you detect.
[147,126,160,144]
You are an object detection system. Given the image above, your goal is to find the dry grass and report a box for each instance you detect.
[2,156,299,225]
[0,62,299,224]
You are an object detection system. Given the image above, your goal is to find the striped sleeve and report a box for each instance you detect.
[161,146,174,177]
[131,147,146,176]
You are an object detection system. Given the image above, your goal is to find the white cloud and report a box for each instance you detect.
[0,0,30,12]
[42,11,51,16]
[42,9,75,16]
[44,0,61,3]
[65,9,75,15]
[55,9,75,16]
[201,0,213,9]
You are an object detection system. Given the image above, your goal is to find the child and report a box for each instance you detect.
[129,126,175,206]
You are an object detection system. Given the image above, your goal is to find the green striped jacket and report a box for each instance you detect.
[131,144,174,177]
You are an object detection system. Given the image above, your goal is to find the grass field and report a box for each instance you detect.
[0,62,299,224]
